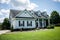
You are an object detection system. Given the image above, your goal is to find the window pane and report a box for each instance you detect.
[31,21,32,26]
[27,21,32,26]
[19,21,24,26]
[23,21,24,26]
[19,21,20,26]
[27,21,28,26]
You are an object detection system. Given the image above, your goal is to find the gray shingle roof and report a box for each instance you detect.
[10,10,20,17]
[9,9,49,19]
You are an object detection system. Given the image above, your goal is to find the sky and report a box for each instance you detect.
[0,0,60,23]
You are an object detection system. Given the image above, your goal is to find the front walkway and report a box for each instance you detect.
[0,30,10,35]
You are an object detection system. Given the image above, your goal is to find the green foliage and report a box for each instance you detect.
[47,25,54,29]
[11,26,13,32]
[0,26,1,30]
[0,25,2,30]
[0,23,2,30]
[50,11,60,24]
[59,16,60,23]
[55,23,60,26]
[0,27,60,40]
[2,18,10,30]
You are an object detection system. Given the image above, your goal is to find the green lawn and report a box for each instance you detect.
[0,27,60,40]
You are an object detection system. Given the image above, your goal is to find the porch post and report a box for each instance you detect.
[42,19,44,27]
[38,19,40,28]
[45,20,46,27]
[48,18,50,26]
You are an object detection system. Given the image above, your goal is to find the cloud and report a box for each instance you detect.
[0,0,10,4]
[0,0,38,10]
[0,9,10,23]
[27,3,38,10]
[16,0,29,4]
[0,18,4,23]
[11,0,38,10]
[44,9,47,11]
[0,0,38,23]
[53,0,60,2]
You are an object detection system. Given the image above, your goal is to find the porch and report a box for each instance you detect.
[36,18,50,28]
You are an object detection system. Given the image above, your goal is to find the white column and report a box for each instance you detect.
[38,19,40,28]
[39,21,41,27]
[44,20,46,27]
[45,20,46,27]
[48,18,50,26]
[42,19,44,27]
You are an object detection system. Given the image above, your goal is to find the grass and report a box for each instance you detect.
[0,27,60,40]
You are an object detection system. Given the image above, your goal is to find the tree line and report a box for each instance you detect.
[50,11,60,26]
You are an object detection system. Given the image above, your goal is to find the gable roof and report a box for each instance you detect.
[15,9,38,18]
[9,9,49,19]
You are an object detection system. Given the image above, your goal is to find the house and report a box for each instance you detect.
[9,9,50,30]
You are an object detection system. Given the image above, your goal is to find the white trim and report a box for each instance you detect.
[15,10,34,18]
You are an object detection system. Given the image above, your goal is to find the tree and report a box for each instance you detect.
[59,15,60,23]
[0,23,2,30]
[2,18,10,30]
[50,11,60,24]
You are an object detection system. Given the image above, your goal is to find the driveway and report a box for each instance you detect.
[0,30,10,35]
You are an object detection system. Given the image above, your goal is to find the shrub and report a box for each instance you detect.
[0,26,1,30]
[47,25,54,29]
[0,24,2,30]
[11,26,13,32]
[55,23,60,26]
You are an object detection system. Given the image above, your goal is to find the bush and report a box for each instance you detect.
[55,23,60,26]
[0,26,1,30]
[11,26,13,32]
[47,25,54,29]
[0,24,2,30]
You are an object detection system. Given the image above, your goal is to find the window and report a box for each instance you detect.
[19,21,20,26]
[27,21,32,26]
[31,21,32,26]
[27,21,28,26]
[19,21,24,26]
[23,21,24,26]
